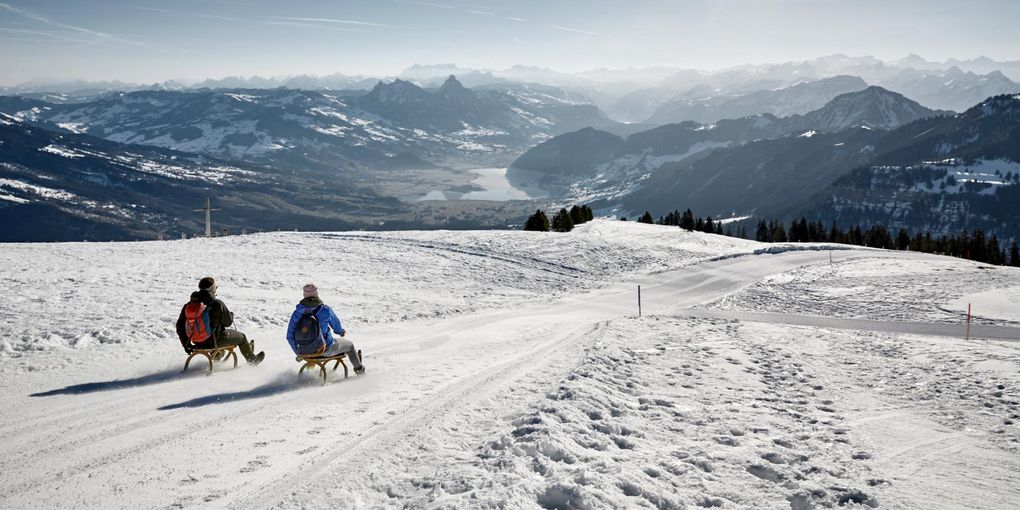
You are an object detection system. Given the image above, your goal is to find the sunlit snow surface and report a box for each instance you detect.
[1,220,1018,509]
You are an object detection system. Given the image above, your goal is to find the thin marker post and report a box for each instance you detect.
[966,303,971,340]
[638,285,642,318]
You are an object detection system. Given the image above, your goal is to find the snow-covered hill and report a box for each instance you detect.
[2,220,1019,508]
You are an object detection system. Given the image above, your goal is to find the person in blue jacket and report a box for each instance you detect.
[286,283,365,374]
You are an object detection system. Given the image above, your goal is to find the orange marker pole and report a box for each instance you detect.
[966,303,971,340]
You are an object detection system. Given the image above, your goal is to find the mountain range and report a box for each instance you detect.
[3,54,1020,243]
[0,76,618,179]
[5,54,1020,124]
[510,90,1020,240]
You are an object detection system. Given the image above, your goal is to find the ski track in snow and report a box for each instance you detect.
[1,220,1019,509]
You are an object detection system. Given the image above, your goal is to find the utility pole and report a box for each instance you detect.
[194,197,221,238]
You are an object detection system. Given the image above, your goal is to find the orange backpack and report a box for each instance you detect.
[184,302,212,343]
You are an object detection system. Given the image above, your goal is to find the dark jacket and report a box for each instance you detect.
[175,289,234,351]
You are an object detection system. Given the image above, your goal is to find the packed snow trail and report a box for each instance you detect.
[1,223,1018,509]
[682,309,1020,342]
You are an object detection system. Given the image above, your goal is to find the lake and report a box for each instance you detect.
[413,167,549,202]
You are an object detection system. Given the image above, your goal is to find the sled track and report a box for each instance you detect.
[222,320,602,509]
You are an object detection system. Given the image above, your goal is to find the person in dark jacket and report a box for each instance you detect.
[286,283,364,373]
[176,276,265,365]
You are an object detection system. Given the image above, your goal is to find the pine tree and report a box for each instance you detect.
[638,211,654,224]
[897,229,910,251]
[755,220,769,242]
[1010,240,1020,267]
[523,209,550,232]
[582,205,594,222]
[829,222,843,244]
[552,208,574,232]
[769,220,787,242]
[680,209,695,231]
[703,216,715,233]
[570,205,583,225]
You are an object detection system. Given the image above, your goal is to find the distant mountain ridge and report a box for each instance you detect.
[0,77,620,176]
[644,75,870,125]
[510,92,1019,240]
[510,85,940,189]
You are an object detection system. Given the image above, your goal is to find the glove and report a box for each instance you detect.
[184,345,194,354]
[339,329,346,337]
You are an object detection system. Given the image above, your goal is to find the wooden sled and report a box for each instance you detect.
[182,345,239,375]
[298,350,363,385]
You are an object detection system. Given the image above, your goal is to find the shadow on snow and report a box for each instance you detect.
[30,368,202,397]
[157,377,307,410]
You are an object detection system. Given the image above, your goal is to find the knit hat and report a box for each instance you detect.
[303,283,319,298]
[198,276,216,290]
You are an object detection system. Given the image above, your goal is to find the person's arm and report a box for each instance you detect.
[175,306,192,352]
[217,300,234,328]
[328,306,345,337]
[285,310,300,354]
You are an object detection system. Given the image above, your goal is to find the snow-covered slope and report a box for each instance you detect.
[2,221,1019,509]
[0,115,394,241]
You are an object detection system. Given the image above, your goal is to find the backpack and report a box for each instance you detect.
[184,301,213,344]
[294,305,326,356]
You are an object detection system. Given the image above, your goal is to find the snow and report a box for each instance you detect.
[224,93,258,103]
[57,122,89,134]
[703,254,1020,325]
[0,193,29,204]
[947,287,1020,323]
[2,220,1019,508]
[909,158,1020,195]
[0,178,76,201]
[38,144,85,159]
[798,130,817,138]
[717,214,752,225]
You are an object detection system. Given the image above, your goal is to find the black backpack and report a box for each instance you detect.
[294,305,326,356]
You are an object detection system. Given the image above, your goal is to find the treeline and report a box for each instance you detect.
[632,208,1020,267]
[523,204,594,232]
[752,217,1019,266]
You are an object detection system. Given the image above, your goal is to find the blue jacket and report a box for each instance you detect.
[286,299,345,354]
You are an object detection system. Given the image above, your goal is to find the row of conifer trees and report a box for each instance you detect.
[523,205,594,232]
[630,208,1020,267]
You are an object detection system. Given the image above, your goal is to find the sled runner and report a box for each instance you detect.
[181,345,239,375]
[298,350,363,385]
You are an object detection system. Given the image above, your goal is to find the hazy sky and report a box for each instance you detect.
[1,0,1019,86]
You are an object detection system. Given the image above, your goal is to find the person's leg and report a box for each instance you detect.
[217,329,255,360]
[329,338,363,370]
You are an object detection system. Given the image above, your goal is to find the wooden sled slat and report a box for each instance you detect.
[297,350,363,385]
[182,345,239,375]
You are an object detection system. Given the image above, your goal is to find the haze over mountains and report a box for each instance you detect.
[1,54,1019,242]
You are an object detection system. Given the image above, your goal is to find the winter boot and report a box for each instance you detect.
[248,351,265,366]
[354,350,365,374]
